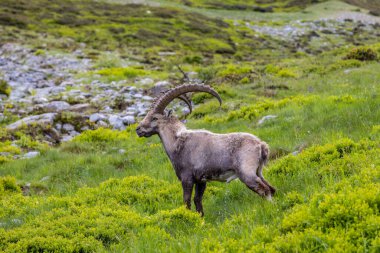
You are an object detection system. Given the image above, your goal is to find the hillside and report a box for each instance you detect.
[0,0,379,252]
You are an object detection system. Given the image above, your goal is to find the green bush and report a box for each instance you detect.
[0,176,20,196]
[269,138,378,176]
[97,66,147,79]
[72,128,130,143]
[0,80,11,96]
[344,47,378,61]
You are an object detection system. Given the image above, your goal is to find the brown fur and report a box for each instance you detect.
[136,112,276,216]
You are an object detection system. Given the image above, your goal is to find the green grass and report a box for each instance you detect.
[0,56,379,251]
[1,0,380,251]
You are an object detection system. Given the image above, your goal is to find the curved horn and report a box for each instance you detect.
[178,95,192,114]
[153,84,222,114]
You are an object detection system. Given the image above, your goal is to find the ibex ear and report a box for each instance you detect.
[165,109,173,117]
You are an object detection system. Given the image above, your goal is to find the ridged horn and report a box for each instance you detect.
[153,84,222,114]
[178,94,192,114]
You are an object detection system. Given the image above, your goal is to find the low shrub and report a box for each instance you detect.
[269,138,378,176]
[0,176,21,196]
[97,66,147,79]
[72,128,130,143]
[344,47,378,61]
[226,95,314,121]
[0,80,11,97]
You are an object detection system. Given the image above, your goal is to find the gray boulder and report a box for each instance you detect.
[6,113,57,131]
[23,151,40,159]
[62,123,75,132]
[122,116,135,125]
[89,113,107,123]
[108,115,125,130]
[258,115,277,125]
[39,101,70,112]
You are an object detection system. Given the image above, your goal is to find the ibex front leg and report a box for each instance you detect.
[194,182,206,217]
[181,178,194,210]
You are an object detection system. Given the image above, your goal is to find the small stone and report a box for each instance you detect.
[61,135,73,142]
[69,130,80,137]
[182,107,191,115]
[97,120,108,127]
[7,113,57,132]
[101,106,113,113]
[258,115,277,125]
[109,115,125,130]
[69,103,94,113]
[81,126,89,131]
[32,96,48,104]
[89,113,106,123]
[122,116,135,125]
[62,123,75,132]
[55,123,62,131]
[138,78,154,86]
[40,176,50,182]
[40,101,71,112]
[118,149,126,154]
[23,151,40,159]
[142,95,153,101]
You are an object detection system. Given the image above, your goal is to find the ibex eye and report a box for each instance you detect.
[152,117,158,121]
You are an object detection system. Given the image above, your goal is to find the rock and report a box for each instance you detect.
[118,149,126,154]
[344,69,352,74]
[122,116,135,125]
[61,135,73,142]
[62,123,75,132]
[97,120,108,128]
[258,115,277,125]
[182,107,191,115]
[40,101,70,112]
[6,113,57,131]
[32,96,49,104]
[101,106,113,113]
[108,115,125,130]
[138,78,154,86]
[137,111,147,117]
[55,123,62,131]
[69,130,80,137]
[89,113,106,123]
[50,87,66,95]
[81,126,89,131]
[69,103,95,113]
[150,81,170,96]
[125,111,136,116]
[40,176,50,182]
[142,95,153,101]
[23,151,40,159]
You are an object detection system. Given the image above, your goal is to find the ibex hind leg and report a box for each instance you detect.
[237,161,272,199]
[257,143,276,196]
[257,163,276,196]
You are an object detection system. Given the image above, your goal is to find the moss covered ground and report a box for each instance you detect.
[0,0,379,252]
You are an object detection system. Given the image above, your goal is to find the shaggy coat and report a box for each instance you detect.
[136,84,275,216]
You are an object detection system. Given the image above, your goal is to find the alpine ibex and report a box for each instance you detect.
[136,84,276,216]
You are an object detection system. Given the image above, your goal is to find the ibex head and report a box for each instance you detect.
[136,84,222,137]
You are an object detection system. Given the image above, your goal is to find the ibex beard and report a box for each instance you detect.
[136,84,276,216]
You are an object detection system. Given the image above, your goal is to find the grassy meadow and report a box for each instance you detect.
[0,0,379,252]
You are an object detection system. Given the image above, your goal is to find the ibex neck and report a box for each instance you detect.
[158,121,186,160]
